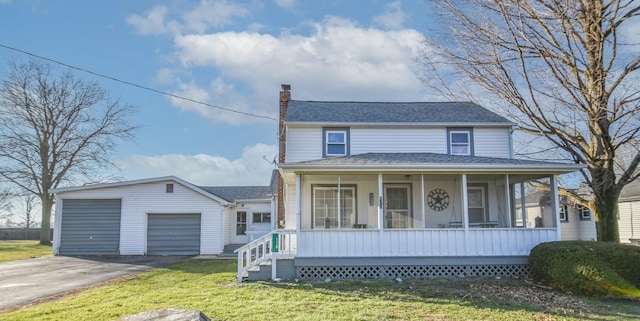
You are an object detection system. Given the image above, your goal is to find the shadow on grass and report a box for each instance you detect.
[255,276,640,321]
[99,258,638,320]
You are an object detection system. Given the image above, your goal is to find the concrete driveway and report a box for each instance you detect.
[0,255,185,312]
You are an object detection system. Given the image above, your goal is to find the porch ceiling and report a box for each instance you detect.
[278,153,584,177]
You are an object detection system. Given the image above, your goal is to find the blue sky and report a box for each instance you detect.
[0,0,443,186]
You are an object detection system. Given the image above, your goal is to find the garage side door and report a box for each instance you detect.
[147,214,201,255]
[59,199,122,255]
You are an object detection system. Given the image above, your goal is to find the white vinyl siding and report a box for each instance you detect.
[285,126,510,162]
[351,128,447,155]
[618,201,640,243]
[552,206,597,241]
[473,127,511,158]
[53,181,225,255]
[286,127,322,162]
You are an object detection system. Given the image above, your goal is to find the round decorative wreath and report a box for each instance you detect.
[427,188,450,211]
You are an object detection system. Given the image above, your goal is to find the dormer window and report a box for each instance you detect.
[323,128,349,157]
[448,128,473,156]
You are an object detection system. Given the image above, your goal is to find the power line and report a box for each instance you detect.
[0,43,278,122]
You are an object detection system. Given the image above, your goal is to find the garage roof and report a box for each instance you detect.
[50,176,231,205]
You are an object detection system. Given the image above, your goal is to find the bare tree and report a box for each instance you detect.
[14,194,38,229]
[0,185,12,222]
[0,61,136,245]
[422,0,640,242]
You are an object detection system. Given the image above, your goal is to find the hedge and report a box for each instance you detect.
[529,241,640,298]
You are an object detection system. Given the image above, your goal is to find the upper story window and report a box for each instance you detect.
[323,128,349,157]
[579,207,591,220]
[447,128,473,156]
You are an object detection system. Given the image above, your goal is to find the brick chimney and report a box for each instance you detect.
[277,84,290,228]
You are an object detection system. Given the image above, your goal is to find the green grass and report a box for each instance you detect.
[0,240,52,263]
[1,259,639,321]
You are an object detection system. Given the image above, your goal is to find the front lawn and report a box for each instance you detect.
[1,259,638,321]
[0,240,52,263]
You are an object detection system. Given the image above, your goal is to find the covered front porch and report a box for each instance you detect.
[279,169,570,258]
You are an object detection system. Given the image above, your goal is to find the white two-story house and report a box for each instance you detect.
[235,85,583,282]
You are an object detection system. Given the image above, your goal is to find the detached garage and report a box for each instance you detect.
[51,177,230,256]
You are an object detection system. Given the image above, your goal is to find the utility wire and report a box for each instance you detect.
[0,43,278,122]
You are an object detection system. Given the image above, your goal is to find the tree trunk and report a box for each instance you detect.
[40,195,52,245]
[591,168,622,242]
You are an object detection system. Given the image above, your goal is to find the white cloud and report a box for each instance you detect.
[373,1,407,30]
[274,0,295,9]
[168,78,266,124]
[127,1,248,35]
[119,143,277,186]
[181,0,249,33]
[129,2,431,125]
[169,15,427,123]
[126,6,177,35]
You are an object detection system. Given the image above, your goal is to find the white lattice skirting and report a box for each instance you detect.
[296,264,530,280]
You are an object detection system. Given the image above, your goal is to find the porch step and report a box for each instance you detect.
[219,244,243,257]
[247,258,296,281]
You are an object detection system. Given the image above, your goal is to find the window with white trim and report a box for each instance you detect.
[467,185,487,223]
[559,205,568,222]
[312,185,356,229]
[450,130,471,155]
[578,207,591,220]
[324,129,348,157]
[252,212,271,223]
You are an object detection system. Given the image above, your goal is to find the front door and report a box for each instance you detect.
[384,184,412,228]
[233,211,249,244]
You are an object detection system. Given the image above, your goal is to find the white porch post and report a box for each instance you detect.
[296,174,302,232]
[378,173,383,231]
[461,174,469,229]
[550,174,562,240]
[421,174,426,228]
[337,175,341,229]
[520,183,527,228]
[505,174,512,227]
[461,174,469,255]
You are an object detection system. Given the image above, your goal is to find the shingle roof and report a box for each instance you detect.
[284,101,512,124]
[287,153,574,167]
[621,179,640,200]
[198,186,273,202]
[198,170,278,202]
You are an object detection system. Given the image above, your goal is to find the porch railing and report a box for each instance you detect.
[234,229,296,282]
[296,228,558,257]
